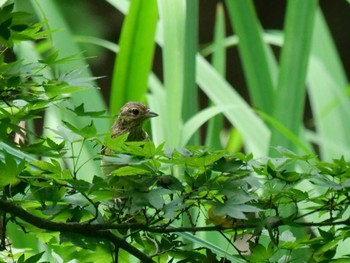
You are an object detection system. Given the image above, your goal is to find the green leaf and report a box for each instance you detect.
[279,171,302,183]
[17,254,25,263]
[158,0,186,147]
[225,0,275,114]
[46,137,65,151]
[250,244,273,262]
[102,154,146,168]
[62,120,83,137]
[0,150,25,187]
[205,3,226,149]
[270,0,317,152]
[182,0,199,145]
[0,142,38,170]
[67,178,91,192]
[112,165,150,176]
[24,251,44,263]
[103,133,128,153]
[147,188,171,209]
[212,194,260,220]
[30,160,60,174]
[141,141,163,158]
[290,189,309,201]
[31,184,66,203]
[212,157,244,173]
[0,4,48,47]
[318,227,334,240]
[80,121,97,138]
[307,9,350,161]
[110,0,158,114]
[165,149,226,169]
[38,49,59,64]
[62,120,97,139]
[67,103,106,117]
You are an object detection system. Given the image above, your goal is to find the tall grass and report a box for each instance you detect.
[14,0,350,176]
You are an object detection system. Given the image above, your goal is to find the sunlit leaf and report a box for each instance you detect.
[0,150,25,187]
[67,103,106,117]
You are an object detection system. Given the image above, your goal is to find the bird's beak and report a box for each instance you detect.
[146,109,158,118]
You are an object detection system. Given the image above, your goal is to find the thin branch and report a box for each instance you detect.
[0,199,154,263]
[3,199,350,234]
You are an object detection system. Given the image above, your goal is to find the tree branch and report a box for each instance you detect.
[0,199,154,263]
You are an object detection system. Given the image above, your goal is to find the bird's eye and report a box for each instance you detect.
[131,108,139,115]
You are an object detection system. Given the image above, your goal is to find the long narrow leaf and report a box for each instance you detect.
[182,0,199,145]
[158,0,186,147]
[205,3,226,149]
[225,0,275,115]
[110,0,158,114]
[270,0,317,152]
[307,8,350,160]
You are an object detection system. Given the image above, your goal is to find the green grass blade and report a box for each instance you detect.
[0,142,37,162]
[211,3,225,77]
[307,8,350,160]
[205,3,226,149]
[182,0,199,145]
[270,0,317,152]
[201,32,283,58]
[158,0,186,147]
[110,0,158,114]
[105,0,128,13]
[225,0,275,114]
[74,35,119,53]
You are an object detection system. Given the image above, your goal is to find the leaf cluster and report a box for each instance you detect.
[0,3,47,48]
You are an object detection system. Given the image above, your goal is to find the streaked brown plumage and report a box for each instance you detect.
[102,101,158,175]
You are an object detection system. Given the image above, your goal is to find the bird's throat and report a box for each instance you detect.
[126,126,148,141]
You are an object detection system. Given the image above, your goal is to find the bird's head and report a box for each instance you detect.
[112,102,158,138]
[118,101,158,126]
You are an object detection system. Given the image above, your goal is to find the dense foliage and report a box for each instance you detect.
[1,1,350,263]
[2,104,350,263]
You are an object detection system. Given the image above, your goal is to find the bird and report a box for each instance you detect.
[101,101,158,175]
